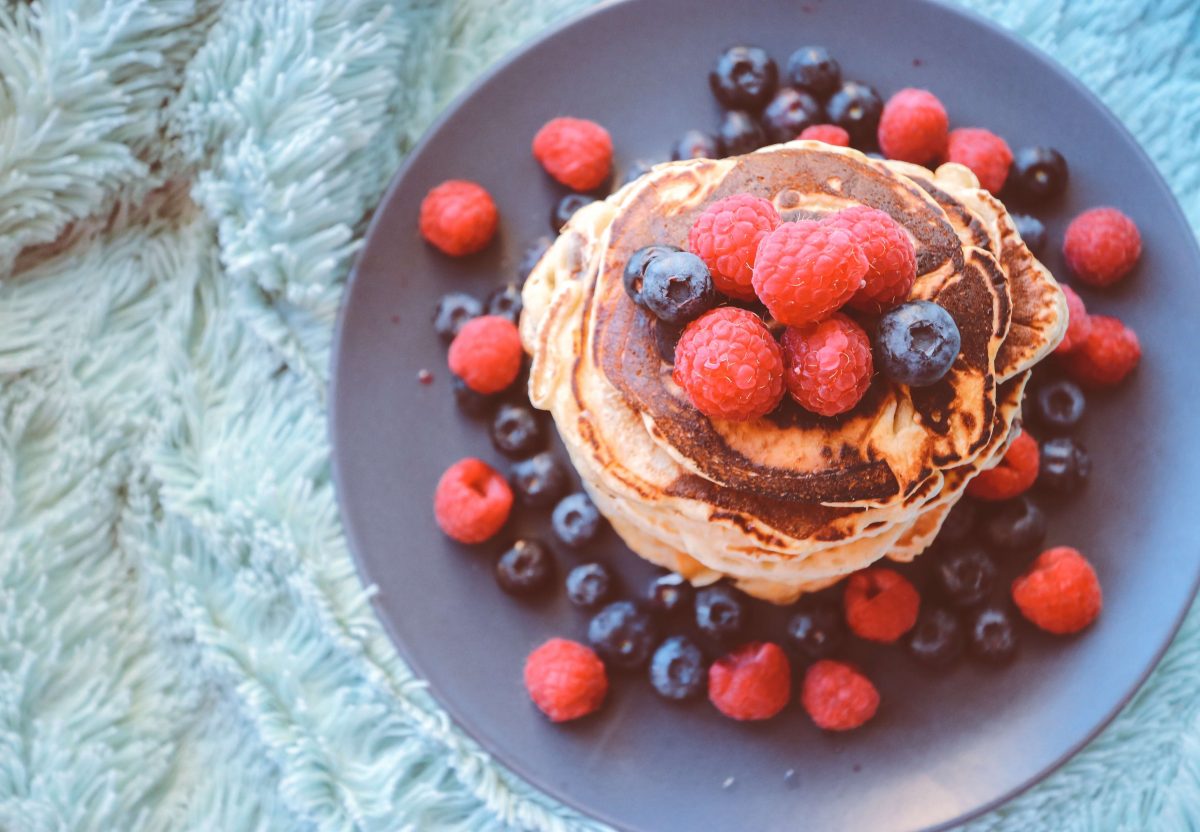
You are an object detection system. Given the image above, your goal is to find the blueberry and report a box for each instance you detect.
[649,636,707,700]
[938,498,980,546]
[588,600,658,669]
[623,244,681,307]
[491,403,543,458]
[621,159,657,186]
[510,451,568,508]
[875,300,962,387]
[785,601,845,660]
[907,607,964,668]
[646,573,694,614]
[552,492,602,547]
[761,87,824,144]
[695,585,745,640]
[552,193,595,231]
[486,283,523,325]
[654,321,684,364]
[671,130,721,161]
[1013,214,1047,257]
[786,46,841,99]
[1038,436,1091,495]
[566,562,612,608]
[1034,379,1086,433]
[517,236,553,282]
[718,110,766,157]
[982,495,1046,553]
[935,546,997,607]
[826,81,883,147]
[709,45,778,111]
[968,605,1019,664]
[495,539,554,596]
[1009,146,1068,202]
[641,251,717,326]
[453,376,496,419]
[433,292,482,342]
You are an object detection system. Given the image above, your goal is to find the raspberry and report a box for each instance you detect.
[673,307,785,422]
[801,660,880,731]
[877,88,949,164]
[1054,285,1093,355]
[433,458,513,544]
[1060,314,1141,388]
[419,180,498,257]
[965,431,1039,501]
[945,127,1013,194]
[524,638,608,722]
[781,313,873,416]
[752,220,868,326]
[843,568,920,643]
[798,124,850,146]
[1063,207,1141,287]
[825,206,917,313]
[447,315,523,394]
[1012,547,1102,634]
[532,117,613,192]
[687,194,781,300]
[707,642,792,721]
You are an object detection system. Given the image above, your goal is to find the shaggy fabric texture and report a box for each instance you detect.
[0,1,1197,830]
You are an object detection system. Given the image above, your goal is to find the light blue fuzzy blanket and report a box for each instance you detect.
[0,1,1197,830]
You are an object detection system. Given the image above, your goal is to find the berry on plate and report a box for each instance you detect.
[709,45,778,112]
[566,562,612,608]
[938,497,980,545]
[877,88,948,164]
[874,300,961,386]
[640,251,718,326]
[826,206,917,313]
[419,180,498,256]
[588,600,658,669]
[780,313,874,417]
[647,573,694,615]
[709,642,792,721]
[552,492,603,547]
[485,282,523,326]
[496,539,555,596]
[452,376,495,419]
[935,546,997,608]
[524,638,607,722]
[1009,145,1068,202]
[718,110,767,156]
[433,458,513,544]
[1060,314,1141,388]
[981,495,1047,554]
[1012,546,1102,634]
[907,607,965,668]
[1054,285,1093,355]
[650,636,708,701]
[673,307,784,422]
[491,403,543,458]
[761,87,825,145]
[798,124,851,146]
[1012,213,1047,256]
[844,567,920,643]
[785,600,845,660]
[552,192,595,231]
[967,605,1019,663]
[1038,436,1091,496]
[532,116,613,192]
[510,451,569,508]
[623,244,682,307]
[447,315,523,394]
[825,80,883,147]
[687,193,781,300]
[1063,207,1142,287]
[433,292,482,342]
[965,431,1039,501]
[671,129,721,161]
[945,127,1013,194]
[1033,379,1087,433]
[695,584,746,640]
[801,659,879,731]
[753,220,868,326]
[787,46,842,100]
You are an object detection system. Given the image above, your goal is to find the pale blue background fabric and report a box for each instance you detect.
[0,1,1197,831]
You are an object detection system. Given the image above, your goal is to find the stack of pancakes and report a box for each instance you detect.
[521,142,1067,604]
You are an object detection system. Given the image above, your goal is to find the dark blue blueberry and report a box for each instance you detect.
[826,81,883,147]
[907,607,964,668]
[968,605,1019,664]
[709,45,778,111]
[671,130,721,161]
[517,236,553,283]
[552,492,602,547]
[655,321,684,364]
[495,539,554,596]
[491,403,543,458]
[565,562,612,608]
[623,244,681,307]
[433,292,482,342]
[695,585,745,640]
[453,376,495,419]
[875,300,962,387]
[718,110,766,157]
[785,601,845,660]
[510,451,568,508]
[786,46,841,99]
[649,636,707,700]
[552,192,595,231]
[761,86,824,144]
[936,546,997,607]
[641,251,717,326]
[1010,146,1068,202]
[1038,436,1091,496]
[982,496,1046,554]
[486,282,523,325]
[1013,213,1048,256]
[588,600,658,669]
[621,159,657,186]
[646,573,694,614]
[938,498,979,546]
[1034,379,1086,433]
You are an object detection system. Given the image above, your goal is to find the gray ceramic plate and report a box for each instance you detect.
[330,1,1200,829]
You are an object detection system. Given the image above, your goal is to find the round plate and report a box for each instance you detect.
[330,1,1200,829]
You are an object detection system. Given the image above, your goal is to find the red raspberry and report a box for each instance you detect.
[781,314,873,417]
[798,124,850,146]
[945,127,1013,194]
[673,307,784,422]
[524,638,608,722]
[752,220,868,326]
[801,660,880,731]
[433,458,513,544]
[965,431,1039,501]
[532,117,613,192]
[843,568,920,643]
[877,88,949,164]
[824,206,917,313]
[1054,285,1093,355]
[687,193,781,300]
[708,642,792,721]
[1060,314,1141,388]
[1012,547,1102,635]
[419,180,498,257]
[1063,207,1141,287]
[448,315,523,394]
